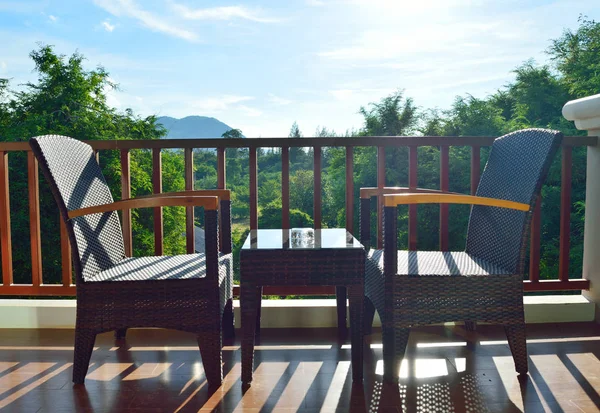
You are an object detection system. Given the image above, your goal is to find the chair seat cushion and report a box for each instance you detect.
[90,253,232,282]
[367,250,511,277]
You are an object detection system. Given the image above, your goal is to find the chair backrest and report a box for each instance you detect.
[30,135,125,283]
[465,128,562,274]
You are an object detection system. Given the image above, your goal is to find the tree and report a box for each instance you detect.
[221,128,243,139]
[0,45,178,283]
[549,16,600,98]
[359,90,419,136]
[288,121,309,170]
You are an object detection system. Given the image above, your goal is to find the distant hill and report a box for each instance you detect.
[157,116,243,139]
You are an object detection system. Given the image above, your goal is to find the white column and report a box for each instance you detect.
[563,94,600,322]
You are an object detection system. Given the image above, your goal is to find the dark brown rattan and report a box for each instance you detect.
[361,128,563,382]
[29,135,234,387]
[240,229,365,385]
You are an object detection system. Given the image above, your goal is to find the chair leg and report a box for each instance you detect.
[464,321,477,332]
[363,297,376,335]
[114,328,127,339]
[382,325,409,383]
[504,324,528,375]
[198,330,223,387]
[73,329,97,384]
[222,299,235,340]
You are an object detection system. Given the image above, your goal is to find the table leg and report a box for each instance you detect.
[241,284,262,385]
[348,285,364,382]
[336,286,348,336]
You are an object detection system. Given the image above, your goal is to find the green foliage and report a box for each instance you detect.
[221,128,243,139]
[549,16,600,98]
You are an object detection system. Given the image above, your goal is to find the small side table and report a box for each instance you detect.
[240,228,365,385]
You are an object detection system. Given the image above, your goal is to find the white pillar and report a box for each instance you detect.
[563,94,600,322]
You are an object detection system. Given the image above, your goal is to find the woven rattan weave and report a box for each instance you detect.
[239,229,365,385]
[29,135,234,387]
[360,128,563,382]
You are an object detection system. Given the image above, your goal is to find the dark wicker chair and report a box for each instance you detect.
[360,128,562,382]
[29,135,234,387]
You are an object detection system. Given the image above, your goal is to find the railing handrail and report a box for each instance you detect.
[0,134,594,296]
[0,135,596,151]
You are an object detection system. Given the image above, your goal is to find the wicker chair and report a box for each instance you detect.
[360,128,562,382]
[29,135,234,387]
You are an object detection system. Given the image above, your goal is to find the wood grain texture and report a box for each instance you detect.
[439,146,450,251]
[281,147,290,229]
[249,147,257,230]
[559,146,572,282]
[68,195,219,219]
[152,148,163,256]
[313,146,322,228]
[408,146,418,251]
[28,152,42,286]
[120,149,132,257]
[345,146,354,233]
[383,193,530,210]
[529,196,541,283]
[0,152,13,285]
[377,146,385,249]
[184,148,195,254]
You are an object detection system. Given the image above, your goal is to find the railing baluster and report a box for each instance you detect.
[470,146,481,195]
[559,146,572,282]
[529,196,541,283]
[0,151,13,286]
[28,152,42,286]
[314,146,322,228]
[120,149,132,257]
[439,146,449,251]
[377,146,385,249]
[217,147,226,251]
[152,148,163,255]
[249,147,258,230]
[60,219,72,287]
[408,146,418,250]
[217,147,226,189]
[345,147,354,233]
[281,147,290,229]
[185,148,195,254]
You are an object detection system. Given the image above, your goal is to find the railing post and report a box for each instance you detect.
[563,94,600,322]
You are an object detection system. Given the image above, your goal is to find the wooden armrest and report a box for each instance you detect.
[68,195,219,219]
[360,187,459,199]
[383,193,529,211]
[132,189,230,201]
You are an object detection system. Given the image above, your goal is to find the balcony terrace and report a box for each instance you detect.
[0,96,599,412]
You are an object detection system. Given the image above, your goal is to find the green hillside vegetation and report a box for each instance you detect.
[0,17,598,290]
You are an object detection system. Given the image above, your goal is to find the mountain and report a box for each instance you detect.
[156,116,242,139]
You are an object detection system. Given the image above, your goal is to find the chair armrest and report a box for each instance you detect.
[67,195,219,219]
[131,189,230,201]
[383,193,529,211]
[359,187,459,199]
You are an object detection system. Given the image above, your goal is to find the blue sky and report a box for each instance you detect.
[1,0,599,137]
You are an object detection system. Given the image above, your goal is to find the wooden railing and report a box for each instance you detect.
[0,136,594,297]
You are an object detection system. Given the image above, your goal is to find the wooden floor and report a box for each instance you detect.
[0,323,598,413]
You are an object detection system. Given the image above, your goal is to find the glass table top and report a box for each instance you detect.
[241,228,363,250]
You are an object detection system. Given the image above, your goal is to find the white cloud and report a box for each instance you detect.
[268,93,292,106]
[0,61,6,73]
[329,89,354,100]
[94,0,198,41]
[239,105,263,117]
[102,20,115,32]
[173,4,280,23]
[306,0,326,5]
[191,95,254,113]
[48,14,57,22]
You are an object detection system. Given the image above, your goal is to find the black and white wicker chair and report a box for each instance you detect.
[360,128,562,382]
[29,135,234,387]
